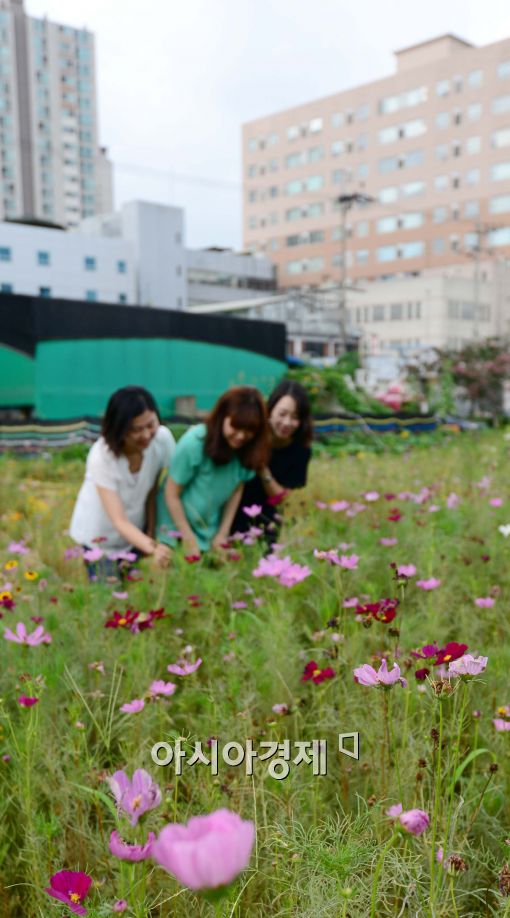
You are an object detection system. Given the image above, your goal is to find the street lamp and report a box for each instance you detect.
[335,192,375,355]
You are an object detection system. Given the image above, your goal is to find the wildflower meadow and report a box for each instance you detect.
[1,429,510,917]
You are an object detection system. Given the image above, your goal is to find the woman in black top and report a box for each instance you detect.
[230,380,312,544]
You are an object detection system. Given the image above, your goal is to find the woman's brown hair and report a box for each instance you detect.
[204,386,270,470]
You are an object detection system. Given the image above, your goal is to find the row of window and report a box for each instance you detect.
[0,284,127,303]
[246,62,510,151]
[0,248,127,273]
[348,300,490,325]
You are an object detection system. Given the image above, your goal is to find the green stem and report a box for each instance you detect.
[429,701,443,909]
[370,832,400,918]
[449,877,459,918]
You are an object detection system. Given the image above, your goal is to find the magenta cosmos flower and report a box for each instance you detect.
[148,680,177,698]
[397,564,416,577]
[107,768,162,826]
[4,622,51,645]
[151,808,255,891]
[475,597,495,608]
[448,654,488,676]
[386,803,429,835]
[493,718,510,732]
[45,870,92,916]
[18,695,39,707]
[301,660,336,684]
[353,658,407,688]
[242,504,263,517]
[109,829,155,861]
[120,699,145,714]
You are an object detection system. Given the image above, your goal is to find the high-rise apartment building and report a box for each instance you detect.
[0,0,112,228]
[242,34,510,288]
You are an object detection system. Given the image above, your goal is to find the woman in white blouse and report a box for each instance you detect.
[70,386,175,576]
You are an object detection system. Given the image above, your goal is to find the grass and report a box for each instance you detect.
[0,428,510,916]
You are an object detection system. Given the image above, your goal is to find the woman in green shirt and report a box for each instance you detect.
[156,387,269,557]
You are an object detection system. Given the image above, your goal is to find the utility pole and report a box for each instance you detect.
[335,192,375,356]
[466,221,497,340]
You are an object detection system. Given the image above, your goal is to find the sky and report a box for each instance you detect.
[25,0,510,249]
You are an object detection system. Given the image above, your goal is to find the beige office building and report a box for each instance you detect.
[242,34,510,288]
[0,0,112,228]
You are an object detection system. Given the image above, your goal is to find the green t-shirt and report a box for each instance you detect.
[156,423,255,550]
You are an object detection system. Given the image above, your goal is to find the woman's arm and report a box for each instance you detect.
[257,467,288,499]
[96,486,169,565]
[212,484,244,549]
[145,482,157,538]
[164,476,201,556]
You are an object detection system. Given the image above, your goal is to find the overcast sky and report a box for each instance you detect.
[25,0,510,248]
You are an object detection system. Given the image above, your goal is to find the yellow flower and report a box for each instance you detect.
[400,430,410,439]
[24,570,39,581]
[0,591,12,601]
[4,560,18,571]
[357,451,365,459]
[9,511,23,522]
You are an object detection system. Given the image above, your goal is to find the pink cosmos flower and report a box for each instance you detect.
[82,547,104,562]
[232,601,248,609]
[112,591,129,600]
[493,718,510,732]
[272,703,289,715]
[397,564,416,577]
[364,491,380,502]
[448,654,488,676]
[107,768,162,826]
[386,803,429,835]
[380,537,398,546]
[338,554,359,570]
[4,622,52,645]
[7,541,29,555]
[490,497,503,507]
[353,658,407,688]
[151,808,255,891]
[120,699,145,714]
[474,597,495,608]
[315,501,328,509]
[343,597,359,608]
[45,870,92,916]
[64,546,84,560]
[148,680,177,698]
[167,658,202,676]
[113,902,128,913]
[476,476,491,490]
[109,829,155,861]
[330,500,349,512]
[18,695,39,707]
[279,562,311,587]
[88,661,105,674]
[242,504,262,518]
[416,578,441,591]
[386,803,403,818]
[446,493,460,509]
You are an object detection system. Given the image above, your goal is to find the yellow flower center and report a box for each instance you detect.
[497,706,508,716]
[69,893,81,903]
[312,669,321,677]
[132,794,142,810]
[25,571,38,580]
[0,591,12,601]
[443,655,452,662]
[118,617,127,626]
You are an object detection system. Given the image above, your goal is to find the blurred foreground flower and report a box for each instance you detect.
[45,870,92,915]
[4,622,51,645]
[448,654,488,676]
[167,658,202,676]
[151,808,254,892]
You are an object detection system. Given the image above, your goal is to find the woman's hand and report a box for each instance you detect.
[211,533,229,552]
[152,542,171,568]
[182,536,201,560]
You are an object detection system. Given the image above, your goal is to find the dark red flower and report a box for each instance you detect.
[267,490,288,507]
[434,642,468,666]
[227,551,242,561]
[137,608,165,631]
[355,598,399,624]
[105,609,139,629]
[387,508,402,522]
[0,598,15,610]
[384,492,397,500]
[411,643,440,660]
[184,555,201,564]
[187,595,202,607]
[301,660,336,684]
[415,668,430,681]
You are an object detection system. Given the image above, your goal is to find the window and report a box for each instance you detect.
[331,140,344,156]
[248,190,257,203]
[247,139,257,152]
[467,102,481,121]
[489,194,510,214]
[331,112,344,128]
[0,282,12,293]
[358,163,369,178]
[37,250,50,266]
[464,200,479,218]
[436,79,450,97]
[377,215,397,234]
[84,255,96,270]
[436,111,449,129]
[372,304,385,321]
[401,241,424,259]
[390,303,403,320]
[310,230,324,243]
[490,226,510,246]
[492,128,510,148]
[286,179,302,195]
[432,238,445,254]
[492,161,510,181]
[39,286,51,297]
[356,249,369,264]
[378,125,398,145]
[465,168,480,185]
[306,175,323,191]
[436,144,449,161]
[404,118,426,138]
[379,155,398,174]
[332,168,348,184]
[308,146,324,162]
[356,133,368,150]
[379,185,398,203]
[356,104,369,120]
[85,289,97,301]
[497,61,510,80]
[435,175,448,191]
[466,136,481,155]
[286,152,303,168]
[287,125,299,141]
[309,117,323,133]
[356,220,369,237]
[0,246,11,261]
[401,211,423,229]
[468,69,483,88]
[377,245,397,263]
[118,293,127,304]
[379,86,427,114]
[402,180,425,197]
[492,95,510,114]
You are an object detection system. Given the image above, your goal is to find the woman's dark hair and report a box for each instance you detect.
[267,379,313,447]
[204,386,270,470]
[102,386,160,456]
